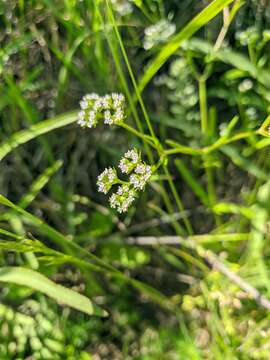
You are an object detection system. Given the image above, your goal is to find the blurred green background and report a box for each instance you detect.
[0,0,270,359]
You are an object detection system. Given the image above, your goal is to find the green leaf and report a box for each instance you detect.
[255,138,270,150]
[138,0,235,92]
[0,110,77,162]
[19,160,63,209]
[221,145,268,181]
[0,266,107,317]
[185,38,270,88]
[0,194,177,312]
[257,115,270,137]
[174,159,210,207]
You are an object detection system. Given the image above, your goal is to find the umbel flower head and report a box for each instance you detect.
[97,148,153,213]
[130,163,152,190]
[109,185,137,213]
[78,93,125,128]
[119,148,140,174]
[97,168,117,194]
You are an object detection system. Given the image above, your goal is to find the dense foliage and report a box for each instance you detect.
[0,0,270,358]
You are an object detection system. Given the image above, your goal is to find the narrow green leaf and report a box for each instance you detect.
[257,115,270,137]
[187,38,257,75]
[165,139,203,155]
[139,0,235,92]
[255,138,270,150]
[221,145,268,181]
[0,195,178,312]
[0,110,77,162]
[0,266,107,317]
[213,202,254,218]
[19,160,63,209]
[185,38,270,88]
[174,159,210,207]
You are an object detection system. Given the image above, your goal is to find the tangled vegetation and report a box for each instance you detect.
[0,0,270,358]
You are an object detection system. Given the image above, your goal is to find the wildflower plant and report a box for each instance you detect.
[77,93,158,213]
[96,148,153,213]
[78,89,270,215]
[143,19,176,50]
[78,93,125,128]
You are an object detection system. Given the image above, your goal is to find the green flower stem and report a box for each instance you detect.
[199,78,208,136]
[164,147,203,156]
[198,75,220,226]
[203,131,255,154]
[163,130,257,157]
[94,2,154,163]
[119,122,192,235]
[162,164,193,235]
[103,1,194,236]
[105,0,157,140]
[119,123,157,149]
[104,2,189,238]
[117,179,130,186]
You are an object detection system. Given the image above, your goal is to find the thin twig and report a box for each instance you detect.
[203,249,270,310]
[127,234,248,245]
[213,6,230,52]
[126,235,270,311]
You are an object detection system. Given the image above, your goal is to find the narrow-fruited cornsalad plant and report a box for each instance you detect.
[78,93,153,213]
[78,92,270,214]
[78,93,125,128]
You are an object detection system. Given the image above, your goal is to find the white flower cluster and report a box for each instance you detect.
[109,185,137,213]
[78,93,125,128]
[97,167,117,194]
[119,149,152,190]
[97,148,152,213]
[118,148,140,174]
[111,0,133,16]
[130,163,152,190]
[143,19,176,50]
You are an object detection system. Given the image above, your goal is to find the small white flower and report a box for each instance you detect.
[143,20,176,50]
[125,149,140,163]
[80,100,88,109]
[118,148,140,174]
[97,167,117,194]
[77,110,86,126]
[114,108,124,123]
[135,163,151,175]
[96,147,152,213]
[111,93,125,124]
[111,0,133,16]
[85,93,99,101]
[117,185,129,195]
[104,110,113,125]
[102,95,111,108]
[109,185,137,213]
[119,158,130,174]
[112,93,124,107]
[93,98,103,111]
[130,165,152,190]
[78,92,125,128]
[87,110,97,128]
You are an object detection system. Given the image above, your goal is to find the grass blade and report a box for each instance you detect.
[138,0,235,93]
[0,110,77,162]
[0,266,107,317]
[19,160,63,209]
[221,145,268,181]
[174,159,210,207]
